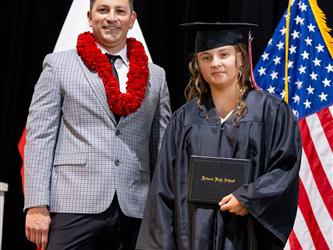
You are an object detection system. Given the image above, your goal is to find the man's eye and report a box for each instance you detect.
[116,9,127,14]
[98,8,108,13]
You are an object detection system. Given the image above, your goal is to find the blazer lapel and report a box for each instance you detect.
[117,72,152,125]
[76,55,118,125]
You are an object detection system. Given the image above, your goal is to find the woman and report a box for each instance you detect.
[136,23,301,250]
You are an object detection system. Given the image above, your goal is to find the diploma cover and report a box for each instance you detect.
[188,155,251,204]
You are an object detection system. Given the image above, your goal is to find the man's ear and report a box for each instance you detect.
[87,11,92,27]
[129,11,137,29]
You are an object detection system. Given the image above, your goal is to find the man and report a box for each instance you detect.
[24,0,171,249]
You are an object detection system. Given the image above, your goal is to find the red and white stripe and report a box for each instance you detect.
[285,105,333,250]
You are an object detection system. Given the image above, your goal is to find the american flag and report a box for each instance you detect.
[254,0,333,249]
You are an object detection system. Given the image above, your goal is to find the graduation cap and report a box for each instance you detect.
[179,22,260,89]
[179,22,258,53]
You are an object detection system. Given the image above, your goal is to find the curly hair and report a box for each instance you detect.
[185,43,254,126]
[184,43,254,126]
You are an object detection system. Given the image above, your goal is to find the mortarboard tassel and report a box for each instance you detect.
[248,31,260,90]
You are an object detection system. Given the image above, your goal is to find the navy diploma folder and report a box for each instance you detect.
[188,155,251,204]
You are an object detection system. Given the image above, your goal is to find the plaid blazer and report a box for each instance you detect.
[24,49,171,218]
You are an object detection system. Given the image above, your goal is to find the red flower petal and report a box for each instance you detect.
[77,32,149,116]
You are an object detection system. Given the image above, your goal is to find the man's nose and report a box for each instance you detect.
[106,10,117,21]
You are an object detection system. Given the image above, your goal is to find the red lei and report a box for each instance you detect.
[76,32,149,116]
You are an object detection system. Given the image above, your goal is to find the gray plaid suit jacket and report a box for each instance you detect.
[24,49,171,218]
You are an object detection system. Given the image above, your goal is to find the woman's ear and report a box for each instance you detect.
[195,56,202,73]
[236,52,243,69]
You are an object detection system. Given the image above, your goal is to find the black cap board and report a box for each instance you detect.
[179,22,258,52]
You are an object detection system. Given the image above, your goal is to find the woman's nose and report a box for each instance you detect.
[211,57,222,68]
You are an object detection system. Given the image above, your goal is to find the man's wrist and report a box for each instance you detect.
[27,205,49,212]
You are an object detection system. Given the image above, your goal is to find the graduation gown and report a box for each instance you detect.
[136,90,301,250]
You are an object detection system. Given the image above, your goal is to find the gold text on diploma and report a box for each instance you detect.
[200,176,236,183]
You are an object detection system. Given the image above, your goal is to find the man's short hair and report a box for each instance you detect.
[90,0,134,10]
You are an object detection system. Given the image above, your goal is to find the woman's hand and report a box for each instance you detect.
[218,194,249,216]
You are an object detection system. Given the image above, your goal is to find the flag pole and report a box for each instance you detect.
[284,0,293,104]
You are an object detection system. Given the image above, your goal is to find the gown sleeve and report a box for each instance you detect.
[136,112,181,250]
[233,99,302,245]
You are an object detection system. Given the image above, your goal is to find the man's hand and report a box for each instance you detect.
[25,206,51,250]
[218,194,249,216]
